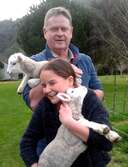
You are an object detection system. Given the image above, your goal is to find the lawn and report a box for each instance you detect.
[0,76,128,167]
[0,81,31,167]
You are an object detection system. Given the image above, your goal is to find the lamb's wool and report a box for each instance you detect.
[7,52,47,94]
[38,86,121,167]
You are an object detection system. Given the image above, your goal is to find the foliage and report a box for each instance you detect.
[0,20,21,62]
[87,0,128,74]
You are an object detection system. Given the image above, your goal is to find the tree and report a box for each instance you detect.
[0,20,21,62]
[87,0,128,74]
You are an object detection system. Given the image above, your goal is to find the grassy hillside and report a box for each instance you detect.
[0,76,128,166]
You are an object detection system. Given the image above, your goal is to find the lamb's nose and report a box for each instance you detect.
[7,69,11,75]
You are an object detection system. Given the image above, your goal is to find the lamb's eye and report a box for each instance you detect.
[12,62,16,65]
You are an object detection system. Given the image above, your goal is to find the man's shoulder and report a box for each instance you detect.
[74,53,92,66]
[31,50,47,61]
[78,53,91,61]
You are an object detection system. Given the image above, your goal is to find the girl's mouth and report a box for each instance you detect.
[47,91,58,97]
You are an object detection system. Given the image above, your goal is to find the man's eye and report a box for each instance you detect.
[62,27,68,32]
[50,27,57,32]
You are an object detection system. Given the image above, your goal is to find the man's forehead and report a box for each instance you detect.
[46,15,71,26]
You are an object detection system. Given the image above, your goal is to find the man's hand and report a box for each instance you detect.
[71,64,83,78]
[94,89,104,101]
[29,84,44,111]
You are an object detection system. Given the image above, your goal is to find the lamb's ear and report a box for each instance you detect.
[17,54,23,62]
[57,93,71,102]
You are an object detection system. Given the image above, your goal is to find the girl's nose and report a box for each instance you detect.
[44,85,51,93]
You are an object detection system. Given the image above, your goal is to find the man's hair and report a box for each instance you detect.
[43,7,72,28]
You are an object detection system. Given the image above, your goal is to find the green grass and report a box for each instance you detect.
[100,75,128,167]
[0,81,31,167]
[0,76,128,167]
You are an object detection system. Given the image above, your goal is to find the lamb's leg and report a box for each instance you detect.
[79,118,110,135]
[105,130,121,142]
[17,74,29,94]
[28,78,40,88]
[79,118,121,142]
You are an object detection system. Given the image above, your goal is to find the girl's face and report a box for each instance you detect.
[40,70,74,104]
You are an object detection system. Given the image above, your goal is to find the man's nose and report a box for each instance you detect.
[57,28,63,35]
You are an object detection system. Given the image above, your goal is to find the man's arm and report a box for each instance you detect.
[29,84,44,111]
[71,62,104,100]
[94,89,104,101]
[86,56,104,100]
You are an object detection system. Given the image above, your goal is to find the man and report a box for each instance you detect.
[23,6,104,111]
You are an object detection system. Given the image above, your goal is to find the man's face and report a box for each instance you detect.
[43,15,73,54]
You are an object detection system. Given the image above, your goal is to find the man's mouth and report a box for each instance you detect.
[55,39,65,42]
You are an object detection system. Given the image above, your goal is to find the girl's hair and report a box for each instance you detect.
[40,58,77,86]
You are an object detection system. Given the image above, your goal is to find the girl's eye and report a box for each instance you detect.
[49,81,55,86]
[41,83,46,88]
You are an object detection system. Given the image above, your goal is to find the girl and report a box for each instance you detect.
[20,58,112,167]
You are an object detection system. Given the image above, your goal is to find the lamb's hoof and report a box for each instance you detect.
[17,91,22,95]
[103,126,110,134]
[112,136,122,143]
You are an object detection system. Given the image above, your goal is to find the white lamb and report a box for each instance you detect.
[7,52,48,94]
[38,86,121,167]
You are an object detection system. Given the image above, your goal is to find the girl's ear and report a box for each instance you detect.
[68,76,74,86]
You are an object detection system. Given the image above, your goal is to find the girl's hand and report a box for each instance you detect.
[59,102,89,142]
[59,103,73,126]
[31,163,38,167]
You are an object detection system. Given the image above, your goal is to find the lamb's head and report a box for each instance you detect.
[66,86,88,104]
[57,86,88,105]
[57,86,88,120]
[7,52,25,75]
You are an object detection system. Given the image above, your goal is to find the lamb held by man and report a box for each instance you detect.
[7,52,48,94]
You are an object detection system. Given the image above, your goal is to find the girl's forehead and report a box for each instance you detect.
[40,70,58,79]
[41,69,55,75]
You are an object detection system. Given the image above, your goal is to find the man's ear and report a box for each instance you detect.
[43,27,47,39]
